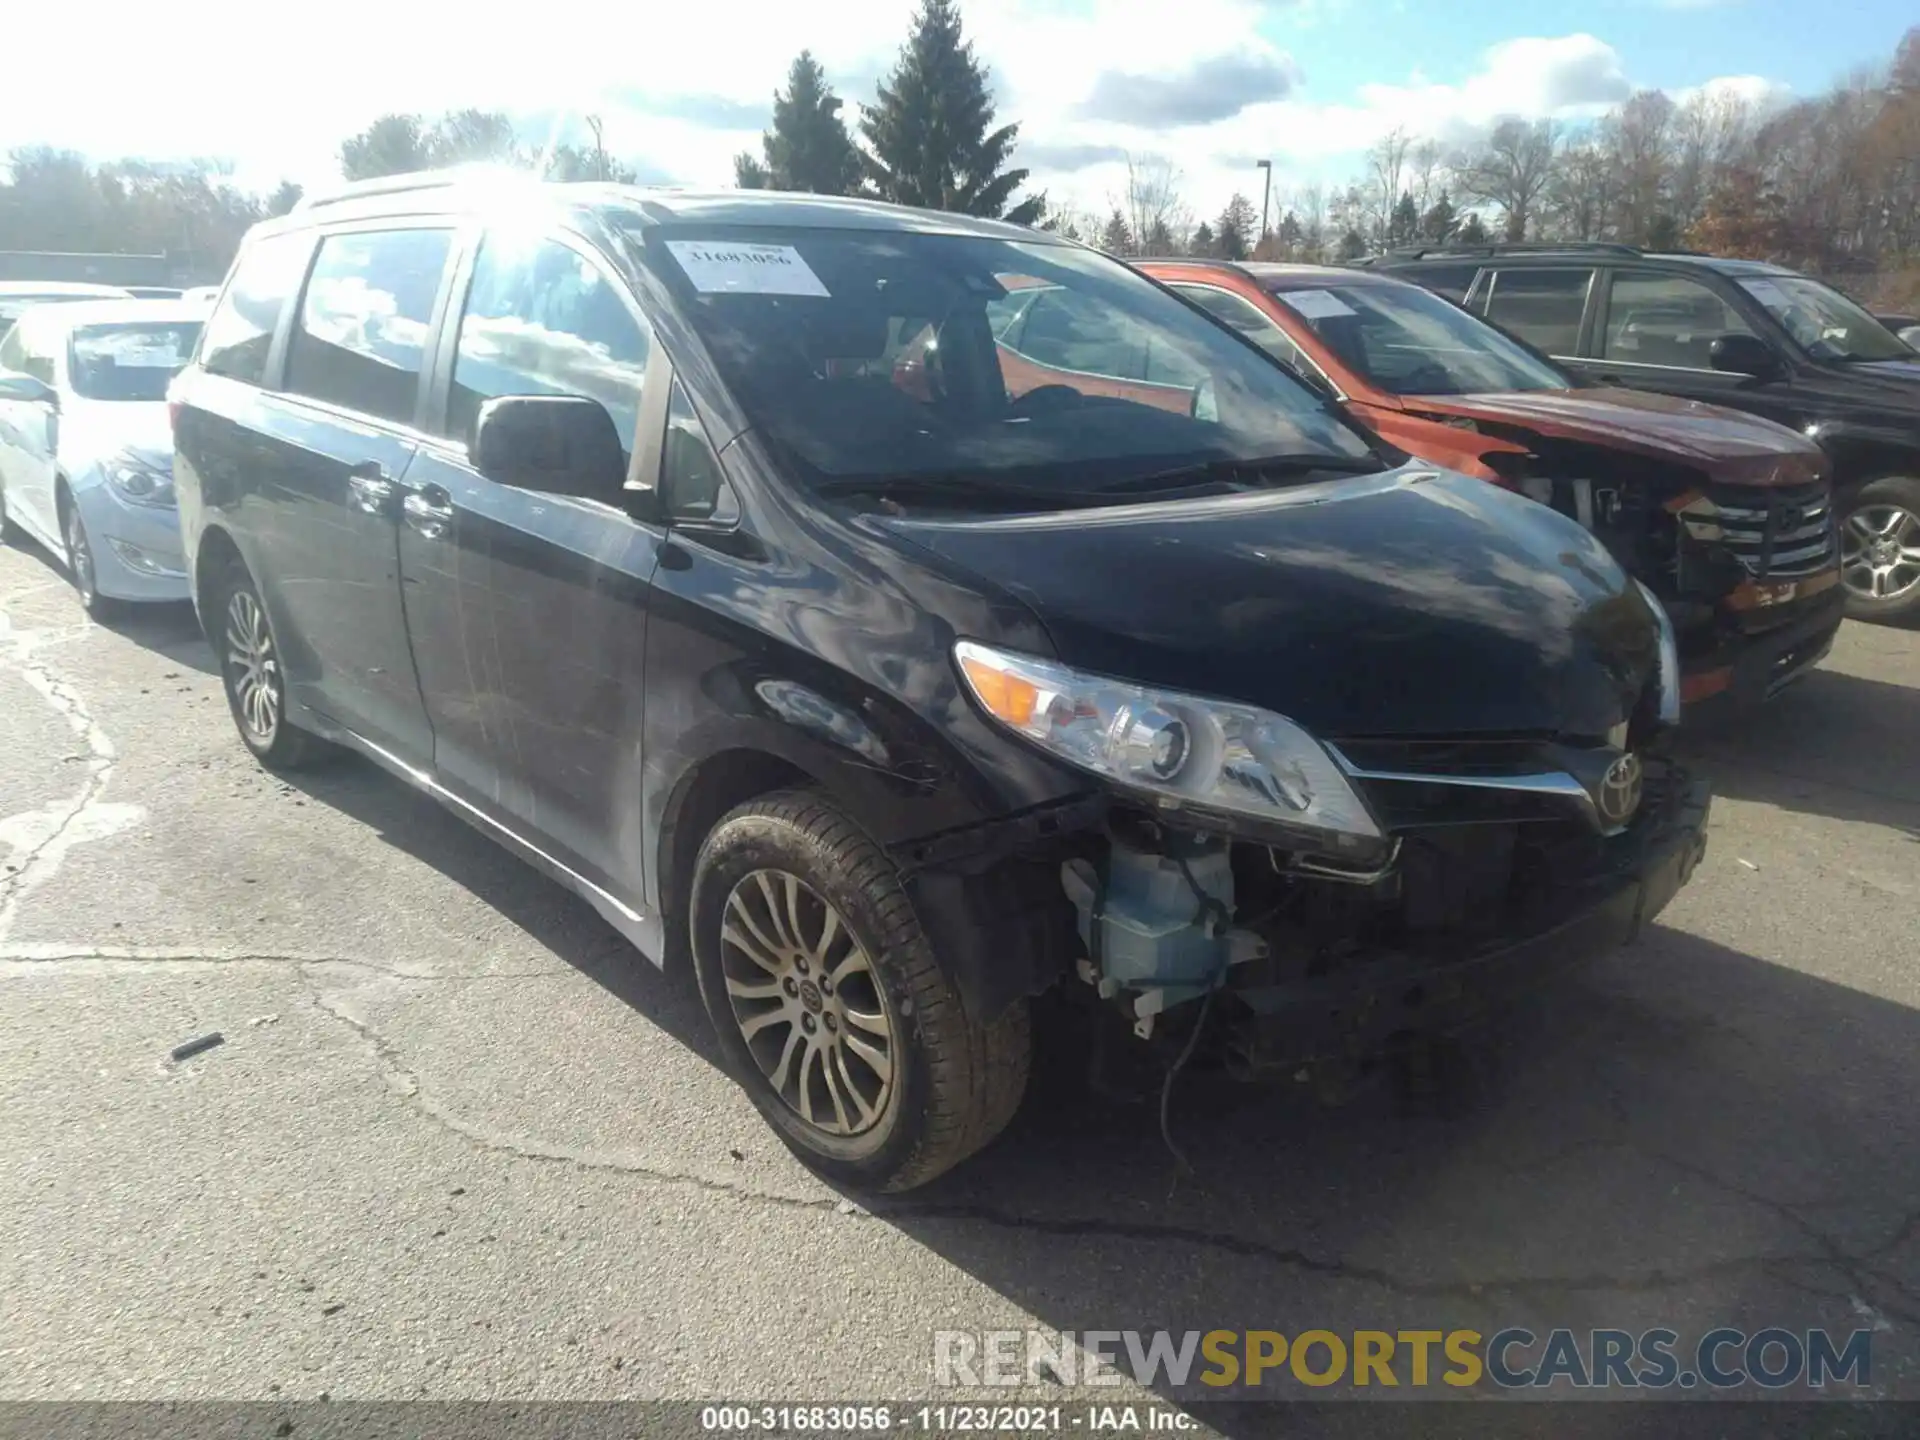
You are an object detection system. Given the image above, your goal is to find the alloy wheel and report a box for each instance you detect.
[225,589,281,744]
[65,507,95,604]
[719,868,897,1138]
[1841,503,1920,603]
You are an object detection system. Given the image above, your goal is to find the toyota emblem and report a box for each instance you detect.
[1597,752,1645,827]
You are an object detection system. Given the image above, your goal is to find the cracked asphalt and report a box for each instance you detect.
[2,530,1918,1429]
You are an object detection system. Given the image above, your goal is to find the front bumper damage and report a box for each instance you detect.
[1221,764,1709,1073]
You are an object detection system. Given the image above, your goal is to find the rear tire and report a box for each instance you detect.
[207,560,334,770]
[690,789,1030,1192]
[1839,476,1920,623]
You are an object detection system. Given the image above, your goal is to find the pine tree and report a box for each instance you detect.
[339,115,434,180]
[1190,220,1215,256]
[1420,191,1458,244]
[1337,228,1367,261]
[1099,209,1133,254]
[739,52,861,196]
[859,0,1042,224]
[1276,210,1303,258]
[1457,211,1492,245]
[1389,191,1420,246]
[1216,193,1257,260]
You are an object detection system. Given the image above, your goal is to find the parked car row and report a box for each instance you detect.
[1350,243,1920,622]
[2,175,1877,1193]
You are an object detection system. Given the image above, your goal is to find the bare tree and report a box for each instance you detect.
[1409,139,1448,215]
[1114,154,1190,257]
[1365,126,1414,245]
[1544,136,1616,241]
[1455,118,1560,241]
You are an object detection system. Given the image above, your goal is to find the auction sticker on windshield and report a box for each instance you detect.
[667,241,831,297]
[1282,289,1358,320]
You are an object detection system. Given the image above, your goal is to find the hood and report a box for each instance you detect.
[878,465,1660,740]
[1407,387,1826,487]
[1852,359,1920,398]
[56,399,174,472]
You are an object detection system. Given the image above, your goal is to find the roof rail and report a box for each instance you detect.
[291,165,545,214]
[1365,241,1645,262]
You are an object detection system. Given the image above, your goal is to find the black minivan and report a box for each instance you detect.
[171,175,1708,1191]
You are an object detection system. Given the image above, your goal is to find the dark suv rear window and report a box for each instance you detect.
[1385,264,1477,304]
[1480,268,1594,355]
[200,233,312,386]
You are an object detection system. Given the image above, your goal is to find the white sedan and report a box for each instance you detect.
[0,298,208,615]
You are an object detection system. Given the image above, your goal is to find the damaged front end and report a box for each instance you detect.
[930,632,1711,1085]
[1435,418,1845,716]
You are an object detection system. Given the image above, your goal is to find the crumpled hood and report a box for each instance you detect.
[1407,387,1826,487]
[56,399,174,473]
[879,465,1661,740]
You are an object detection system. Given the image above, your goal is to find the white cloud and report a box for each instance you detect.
[0,1,1788,227]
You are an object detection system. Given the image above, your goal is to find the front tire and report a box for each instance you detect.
[690,790,1030,1192]
[1840,476,1920,622]
[208,561,334,770]
[63,500,123,620]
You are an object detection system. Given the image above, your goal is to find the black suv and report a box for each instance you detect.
[1357,243,1920,621]
[171,176,1707,1190]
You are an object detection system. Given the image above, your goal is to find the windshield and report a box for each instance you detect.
[637,227,1375,494]
[1270,281,1570,396]
[67,321,203,401]
[1738,275,1913,363]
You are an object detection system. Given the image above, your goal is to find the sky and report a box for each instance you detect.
[0,0,1912,221]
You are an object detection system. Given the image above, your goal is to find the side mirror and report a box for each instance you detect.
[471,395,626,501]
[0,372,58,408]
[1708,333,1779,380]
[1898,325,1920,352]
[1189,376,1219,422]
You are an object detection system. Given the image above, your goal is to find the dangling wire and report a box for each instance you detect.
[1161,845,1232,1195]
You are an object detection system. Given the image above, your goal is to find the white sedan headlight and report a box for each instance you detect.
[954,640,1383,849]
[105,455,175,509]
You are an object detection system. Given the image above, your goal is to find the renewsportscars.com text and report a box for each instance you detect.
[933,1327,1873,1391]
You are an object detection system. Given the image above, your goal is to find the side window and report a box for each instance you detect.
[1601,271,1757,370]
[1017,291,1147,379]
[1392,264,1477,304]
[201,232,312,386]
[449,232,651,456]
[660,379,735,523]
[1481,268,1594,355]
[19,322,55,386]
[286,228,454,425]
[1172,284,1314,372]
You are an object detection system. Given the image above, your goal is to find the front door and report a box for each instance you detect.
[248,224,457,766]
[1564,268,1800,424]
[400,225,666,896]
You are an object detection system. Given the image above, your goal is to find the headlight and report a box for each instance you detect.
[953,640,1383,849]
[106,457,175,509]
[1634,580,1681,726]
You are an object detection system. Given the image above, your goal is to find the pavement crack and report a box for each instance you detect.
[0,944,567,981]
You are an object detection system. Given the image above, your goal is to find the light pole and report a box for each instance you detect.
[1257,159,1273,255]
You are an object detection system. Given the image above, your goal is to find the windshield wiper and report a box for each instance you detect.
[814,473,1108,512]
[1095,452,1387,497]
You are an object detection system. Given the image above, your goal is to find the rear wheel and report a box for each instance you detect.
[210,562,333,769]
[1840,476,1920,622]
[690,790,1030,1192]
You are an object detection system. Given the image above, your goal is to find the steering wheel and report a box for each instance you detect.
[1009,384,1084,417]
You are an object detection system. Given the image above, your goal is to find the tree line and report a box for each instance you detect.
[1072,26,1919,308]
[0,2,1911,304]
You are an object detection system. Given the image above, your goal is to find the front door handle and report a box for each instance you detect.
[401,484,454,540]
[346,460,394,515]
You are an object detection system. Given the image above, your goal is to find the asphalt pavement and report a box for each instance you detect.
[2,531,1917,1431]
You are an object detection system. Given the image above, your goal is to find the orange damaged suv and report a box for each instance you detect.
[1129,260,1845,721]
